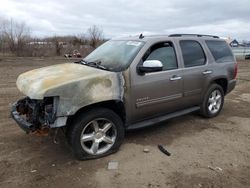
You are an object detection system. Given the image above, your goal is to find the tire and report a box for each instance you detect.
[68,108,125,160]
[200,84,224,118]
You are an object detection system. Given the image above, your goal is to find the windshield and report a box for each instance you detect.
[83,40,144,71]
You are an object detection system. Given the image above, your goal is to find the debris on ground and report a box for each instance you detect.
[143,148,150,153]
[52,164,56,167]
[148,183,153,188]
[53,129,59,144]
[208,165,223,172]
[108,161,119,170]
[30,169,37,173]
[158,145,171,156]
[147,183,160,187]
[31,128,49,136]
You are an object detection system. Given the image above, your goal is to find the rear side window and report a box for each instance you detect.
[205,40,234,63]
[180,40,206,67]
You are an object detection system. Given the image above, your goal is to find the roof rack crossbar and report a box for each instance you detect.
[169,34,219,38]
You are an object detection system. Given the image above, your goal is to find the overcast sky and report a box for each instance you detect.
[0,0,250,40]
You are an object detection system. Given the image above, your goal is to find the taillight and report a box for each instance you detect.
[233,62,238,79]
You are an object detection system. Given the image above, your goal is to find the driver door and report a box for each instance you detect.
[130,41,183,122]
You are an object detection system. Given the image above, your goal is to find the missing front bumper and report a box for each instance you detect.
[11,102,34,133]
[11,97,67,134]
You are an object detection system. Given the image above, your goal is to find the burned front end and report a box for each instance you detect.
[11,97,58,134]
[12,63,124,136]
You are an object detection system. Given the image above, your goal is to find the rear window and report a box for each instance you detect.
[205,40,234,63]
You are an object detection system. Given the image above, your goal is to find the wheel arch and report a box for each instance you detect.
[210,77,228,95]
[66,100,126,127]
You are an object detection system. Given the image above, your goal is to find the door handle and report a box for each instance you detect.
[203,70,213,75]
[170,75,182,81]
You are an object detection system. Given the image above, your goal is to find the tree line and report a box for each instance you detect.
[0,18,105,57]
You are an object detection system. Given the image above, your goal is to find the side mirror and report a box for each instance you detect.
[138,60,163,73]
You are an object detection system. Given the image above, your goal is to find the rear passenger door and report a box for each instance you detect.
[179,40,211,106]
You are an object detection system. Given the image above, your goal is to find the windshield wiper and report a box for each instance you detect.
[87,61,109,71]
[76,59,109,71]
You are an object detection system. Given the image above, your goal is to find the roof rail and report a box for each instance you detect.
[169,34,219,38]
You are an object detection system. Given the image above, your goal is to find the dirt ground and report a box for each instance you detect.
[0,57,250,188]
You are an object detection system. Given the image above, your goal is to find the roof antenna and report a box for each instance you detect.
[139,33,144,39]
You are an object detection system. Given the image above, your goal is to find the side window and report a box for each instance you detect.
[180,40,206,67]
[143,42,178,71]
[205,40,234,63]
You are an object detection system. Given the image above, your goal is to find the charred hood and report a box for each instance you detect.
[16,63,123,100]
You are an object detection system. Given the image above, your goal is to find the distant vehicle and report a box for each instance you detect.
[11,34,237,160]
[64,50,82,58]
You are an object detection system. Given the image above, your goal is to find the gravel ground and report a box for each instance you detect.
[0,57,249,188]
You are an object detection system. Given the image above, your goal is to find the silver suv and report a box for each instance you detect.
[11,34,237,160]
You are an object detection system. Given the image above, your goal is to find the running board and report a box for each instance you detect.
[127,106,200,130]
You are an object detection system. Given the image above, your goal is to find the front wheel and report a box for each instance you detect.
[200,84,224,118]
[68,108,125,160]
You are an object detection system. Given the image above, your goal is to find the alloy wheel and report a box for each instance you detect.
[207,89,222,114]
[80,118,117,155]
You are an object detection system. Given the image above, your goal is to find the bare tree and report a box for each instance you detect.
[0,18,7,55]
[51,36,63,56]
[0,18,3,39]
[87,25,104,48]
[0,19,106,57]
[2,19,30,56]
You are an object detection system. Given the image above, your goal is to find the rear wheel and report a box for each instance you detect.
[68,108,124,160]
[200,84,224,118]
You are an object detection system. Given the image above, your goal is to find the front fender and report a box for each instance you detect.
[45,72,125,116]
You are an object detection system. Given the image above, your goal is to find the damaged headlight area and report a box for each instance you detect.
[11,96,59,134]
